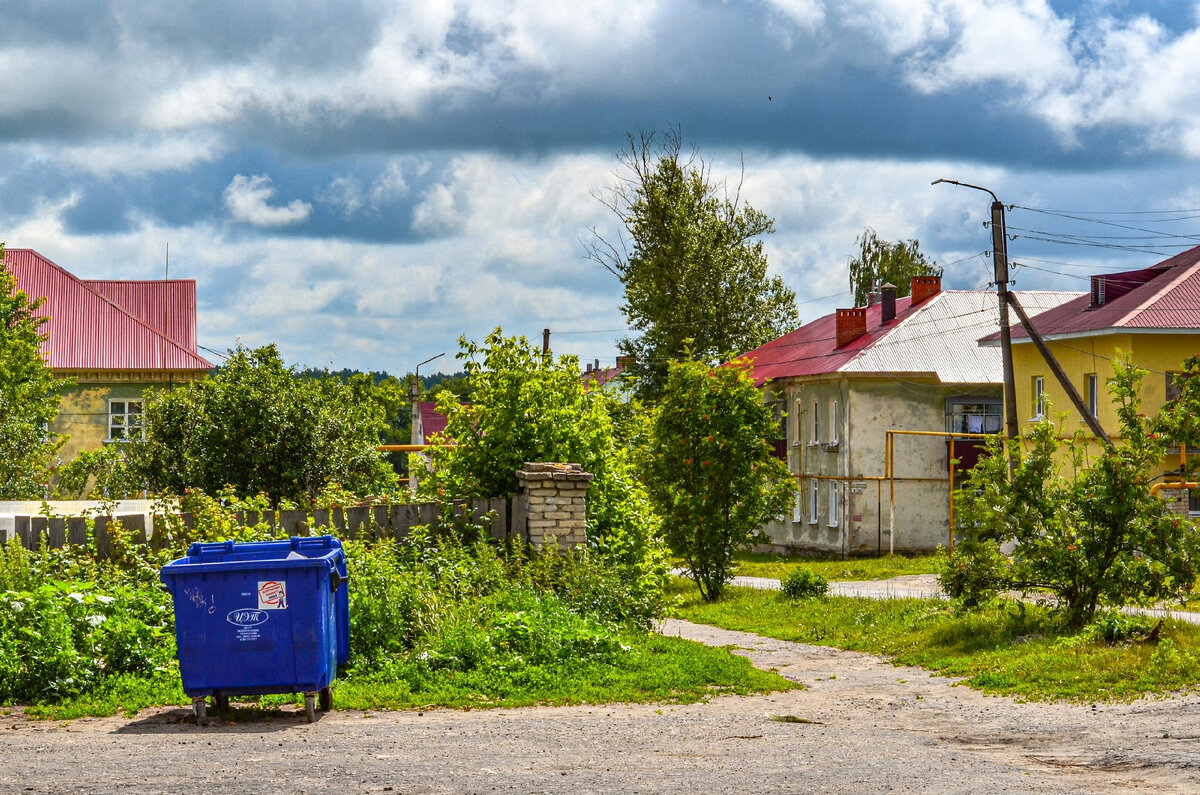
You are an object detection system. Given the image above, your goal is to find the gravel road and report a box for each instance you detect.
[3,619,1198,794]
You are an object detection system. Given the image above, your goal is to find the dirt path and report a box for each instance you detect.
[4,619,1199,794]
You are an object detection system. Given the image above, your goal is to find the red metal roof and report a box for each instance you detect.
[419,401,448,443]
[982,244,1200,343]
[3,248,212,372]
[736,295,916,385]
[84,279,198,351]
[582,363,625,390]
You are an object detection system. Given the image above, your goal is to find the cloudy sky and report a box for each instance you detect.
[4,0,1200,375]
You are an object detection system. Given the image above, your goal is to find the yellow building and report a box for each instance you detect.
[983,246,1200,510]
[5,249,212,464]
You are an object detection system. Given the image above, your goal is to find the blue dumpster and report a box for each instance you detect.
[160,535,349,724]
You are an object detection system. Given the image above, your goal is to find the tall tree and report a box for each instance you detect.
[643,357,795,602]
[587,129,799,401]
[0,244,68,498]
[847,228,942,307]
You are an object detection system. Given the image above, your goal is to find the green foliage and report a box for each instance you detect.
[418,330,661,559]
[645,357,795,602]
[0,566,175,704]
[1156,353,1200,473]
[1083,610,1158,644]
[681,585,1200,702]
[587,129,799,401]
[127,344,397,505]
[847,228,943,307]
[779,567,828,599]
[0,497,786,717]
[946,359,1200,628]
[53,445,142,499]
[0,244,69,498]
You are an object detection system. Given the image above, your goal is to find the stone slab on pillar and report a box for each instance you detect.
[515,462,593,550]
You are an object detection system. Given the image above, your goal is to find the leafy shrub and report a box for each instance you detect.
[0,582,174,704]
[947,360,1200,628]
[780,567,828,599]
[1084,610,1158,644]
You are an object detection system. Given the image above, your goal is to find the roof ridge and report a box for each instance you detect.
[1114,258,1200,328]
[8,249,210,369]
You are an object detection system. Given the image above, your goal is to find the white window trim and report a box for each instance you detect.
[1032,376,1046,421]
[1086,373,1098,420]
[828,481,839,527]
[792,398,804,446]
[830,399,839,444]
[809,399,819,446]
[809,479,819,524]
[107,398,144,442]
[792,483,803,523]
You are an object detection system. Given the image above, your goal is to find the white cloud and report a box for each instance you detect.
[20,133,222,178]
[223,174,312,227]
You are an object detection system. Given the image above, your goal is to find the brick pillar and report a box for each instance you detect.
[515,462,593,549]
[1161,488,1190,516]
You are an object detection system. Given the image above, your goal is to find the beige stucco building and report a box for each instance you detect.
[738,277,1079,556]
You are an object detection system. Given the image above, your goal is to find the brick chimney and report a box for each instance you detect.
[836,307,868,348]
[880,282,897,325]
[910,275,941,305]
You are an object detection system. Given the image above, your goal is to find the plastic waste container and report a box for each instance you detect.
[160,535,349,724]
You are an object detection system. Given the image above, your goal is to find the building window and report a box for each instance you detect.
[809,479,819,524]
[792,483,803,523]
[794,398,803,446]
[1190,489,1200,518]
[1086,374,1099,419]
[810,400,819,445]
[828,482,839,527]
[946,399,1003,434]
[830,400,839,444]
[1032,376,1046,420]
[108,400,143,441]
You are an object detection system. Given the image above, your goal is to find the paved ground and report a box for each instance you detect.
[4,617,1200,794]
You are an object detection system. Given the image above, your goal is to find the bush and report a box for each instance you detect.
[780,567,828,599]
[947,359,1200,628]
[644,357,796,602]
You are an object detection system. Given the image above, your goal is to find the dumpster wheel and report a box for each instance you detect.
[304,693,317,723]
[193,698,207,726]
[319,686,332,712]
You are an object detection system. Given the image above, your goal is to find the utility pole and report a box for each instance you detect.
[410,352,445,446]
[1006,293,1113,446]
[542,328,551,356]
[933,179,1019,447]
[933,179,1114,455]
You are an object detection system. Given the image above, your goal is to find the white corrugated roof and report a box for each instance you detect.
[838,290,1082,384]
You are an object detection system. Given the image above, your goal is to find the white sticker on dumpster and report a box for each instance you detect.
[257,580,287,609]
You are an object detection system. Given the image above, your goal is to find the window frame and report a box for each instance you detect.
[828,481,839,527]
[809,479,819,524]
[1032,376,1046,420]
[107,399,144,442]
[1086,373,1099,420]
[810,399,819,446]
[830,399,839,445]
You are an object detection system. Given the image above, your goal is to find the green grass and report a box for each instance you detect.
[678,584,1200,702]
[730,551,940,581]
[23,632,796,720]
